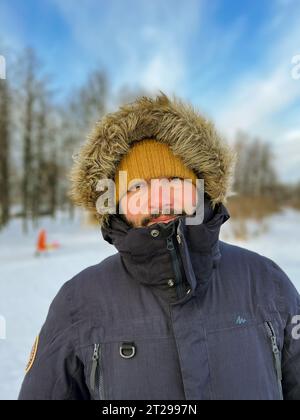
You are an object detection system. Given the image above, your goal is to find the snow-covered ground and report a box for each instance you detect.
[0,208,299,400]
[0,212,115,400]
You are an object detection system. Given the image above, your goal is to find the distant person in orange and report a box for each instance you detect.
[35,229,60,256]
[35,229,47,256]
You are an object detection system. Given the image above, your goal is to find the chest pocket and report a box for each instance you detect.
[205,313,283,400]
[80,318,185,400]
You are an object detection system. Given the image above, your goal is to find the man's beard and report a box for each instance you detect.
[140,208,188,227]
[118,208,188,228]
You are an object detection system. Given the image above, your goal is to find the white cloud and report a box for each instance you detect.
[217,66,300,139]
[284,129,300,141]
[212,0,300,182]
[139,48,185,94]
[49,0,202,94]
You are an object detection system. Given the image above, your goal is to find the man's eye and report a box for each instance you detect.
[128,181,147,192]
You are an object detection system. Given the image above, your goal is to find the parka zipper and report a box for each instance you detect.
[167,236,187,299]
[90,344,105,400]
[264,322,284,400]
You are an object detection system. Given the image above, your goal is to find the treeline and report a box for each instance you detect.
[232,131,300,210]
[0,47,147,232]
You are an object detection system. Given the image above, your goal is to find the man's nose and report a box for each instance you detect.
[148,180,174,213]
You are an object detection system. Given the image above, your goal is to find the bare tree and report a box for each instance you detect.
[19,49,39,232]
[0,78,10,229]
[69,70,109,133]
[30,81,57,223]
[59,69,110,218]
[233,132,278,197]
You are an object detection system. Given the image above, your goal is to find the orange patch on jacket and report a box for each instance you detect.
[25,335,39,374]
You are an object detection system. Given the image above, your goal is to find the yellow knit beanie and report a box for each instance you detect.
[114,139,198,204]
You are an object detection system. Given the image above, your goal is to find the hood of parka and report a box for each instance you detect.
[69,92,236,228]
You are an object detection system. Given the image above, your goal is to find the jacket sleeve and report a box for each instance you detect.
[270,260,300,400]
[18,281,89,400]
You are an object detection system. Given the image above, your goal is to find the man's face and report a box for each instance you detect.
[118,177,198,228]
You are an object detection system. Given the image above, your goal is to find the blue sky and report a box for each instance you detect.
[0,0,300,182]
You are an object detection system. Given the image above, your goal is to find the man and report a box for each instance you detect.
[19,93,300,400]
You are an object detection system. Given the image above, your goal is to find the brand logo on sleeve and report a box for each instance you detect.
[235,316,247,325]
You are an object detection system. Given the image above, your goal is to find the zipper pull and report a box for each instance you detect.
[270,335,282,382]
[90,344,100,392]
[265,322,283,382]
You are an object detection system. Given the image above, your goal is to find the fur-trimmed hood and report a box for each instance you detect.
[69,92,236,227]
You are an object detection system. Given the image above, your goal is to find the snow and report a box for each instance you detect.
[0,208,299,400]
[0,212,115,400]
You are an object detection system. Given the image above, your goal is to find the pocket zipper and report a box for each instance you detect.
[264,321,283,400]
[90,344,105,399]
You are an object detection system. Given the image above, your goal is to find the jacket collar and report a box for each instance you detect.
[101,200,230,300]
